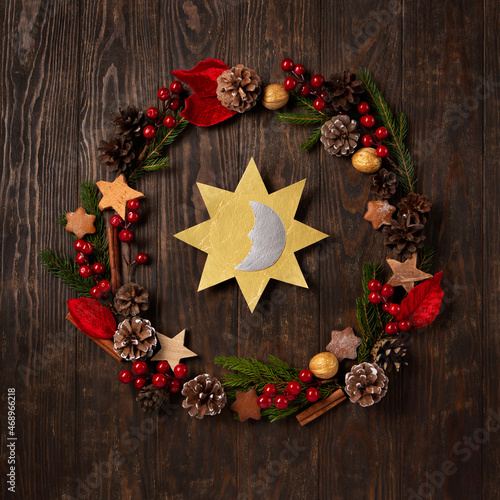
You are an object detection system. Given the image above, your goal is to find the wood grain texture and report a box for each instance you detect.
[0,0,498,499]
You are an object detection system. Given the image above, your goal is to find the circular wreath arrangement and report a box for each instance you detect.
[41,58,444,425]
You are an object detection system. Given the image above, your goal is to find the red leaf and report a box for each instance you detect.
[396,271,444,329]
[67,298,116,339]
[180,94,236,127]
[172,58,229,98]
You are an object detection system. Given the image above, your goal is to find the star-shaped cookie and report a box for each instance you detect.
[363,200,396,229]
[97,174,145,219]
[65,207,96,239]
[230,388,261,422]
[386,254,433,293]
[326,327,361,362]
[151,329,197,367]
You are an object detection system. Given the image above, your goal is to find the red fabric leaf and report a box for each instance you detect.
[67,298,116,339]
[396,271,444,329]
[172,58,229,98]
[180,94,236,127]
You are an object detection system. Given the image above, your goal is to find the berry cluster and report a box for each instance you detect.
[357,102,389,158]
[143,81,184,140]
[74,239,111,299]
[367,279,412,335]
[119,360,188,393]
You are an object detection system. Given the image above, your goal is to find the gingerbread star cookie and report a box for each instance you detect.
[65,207,96,239]
[363,200,396,229]
[230,388,261,422]
[97,174,145,219]
[386,254,433,293]
[326,327,362,361]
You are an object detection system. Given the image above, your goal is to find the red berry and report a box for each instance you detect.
[119,369,133,384]
[110,215,123,228]
[170,81,183,94]
[92,262,105,275]
[90,286,101,299]
[375,127,389,140]
[376,145,389,158]
[132,361,148,375]
[313,98,326,111]
[263,384,278,397]
[81,242,93,255]
[118,229,133,243]
[173,363,188,379]
[311,74,325,88]
[283,76,297,91]
[368,279,382,292]
[281,58,294,72]
[398,320,412,331]
[360,115,376,128]
[274,395,289,410]
[286,381,301,395]
[169,98,181,111]
[298,369,313,383]
[257,394,273,409]
[388,303,401,316]
[305,387,320,403]
[285,393,297,402]
[152,373,167,388]
[168,378,182,393]
[385,322,399,335]
[319,91,327,99]
[98,279,111,293]
[74,239,85,252]
[143,125,156,139]
[357,102,370,114]
[136,253,148,264]
[157,87,170,101]
[127,211,140,224]
[134,377,147,390]
[298,84,311,96]
[163,115,177,128]
[381,284,394,298]
[127,199,140,211]
[294,64,306,76]
[382,302,391,313]
[79,265,92,278]
[156,361,170,373]
[362,135,374,147]
[146,107,159,121]
[368,292,383,304]
[76,253,86,265]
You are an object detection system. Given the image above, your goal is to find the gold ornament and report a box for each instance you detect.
[351,147,382,174]
[309,352,339,379]
[261,84,289,110]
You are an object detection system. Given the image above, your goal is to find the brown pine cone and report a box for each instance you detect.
[112,106,147,139]
[370,338,407,372]
[113,317,157,361]
[370,168,398,199]
[398,192,432,224]
[384,218,425,259]
[320,115,360,157]
[113,282,149,317]
[181,374,226,419]
[216,64,262,113]
[136,384,169,412]
[99,136,135,173]
[345,362,388,407]
[322,71,363,112]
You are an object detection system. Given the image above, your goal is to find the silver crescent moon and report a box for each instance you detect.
[235,201,287,272]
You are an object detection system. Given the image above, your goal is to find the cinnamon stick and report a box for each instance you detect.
[107,225,121,292]
[296,388,347,426]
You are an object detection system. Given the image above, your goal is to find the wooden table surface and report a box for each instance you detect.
[1,1,499,499]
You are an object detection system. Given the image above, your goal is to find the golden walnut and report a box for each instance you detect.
[351,147,382,173]
[309,352,339,379]
[261,84,289,110]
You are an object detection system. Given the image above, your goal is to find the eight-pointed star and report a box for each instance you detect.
[151,329,198,367]
[386,254,433,293]
[97,174,145,219]
[65,206,96,239]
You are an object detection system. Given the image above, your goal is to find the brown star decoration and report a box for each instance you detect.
[230,388,261,422]
[386,254,433,293]
[363,199,396,229]
[97,174,145,219]
[151,329,198,367]
[326,327,362,362]
[65,206,96,239]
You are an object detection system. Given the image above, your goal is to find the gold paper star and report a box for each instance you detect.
[386,254,433,293]
[151,329,198,367]
[97,174,145,219]
[326,327,361,361]
[230,388,261,422]
[65,206,96,239]
[363,200,396,229]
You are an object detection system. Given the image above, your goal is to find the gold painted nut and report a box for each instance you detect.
[309,352,339,379]
[261,84,290,110]
[351,147,383,174]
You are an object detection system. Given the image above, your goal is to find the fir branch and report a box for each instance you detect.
[293,94,330,119]
[417,245,435,273]
[300,124,324,151]
[275,113,327,126]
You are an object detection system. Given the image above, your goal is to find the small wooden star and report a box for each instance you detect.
[363,200,396,229]
[65,206,96,239]
[326,327,361,361]
[386,254,433,293]
[97,174,145,219]
[151,329,198,367]
[230,388,261,422]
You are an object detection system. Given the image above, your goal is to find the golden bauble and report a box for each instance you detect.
[351,147,382,174]
[309,352,339,379]
[261,84,289,110]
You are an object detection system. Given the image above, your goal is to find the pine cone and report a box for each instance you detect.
[345,362,388,407]
[114,282,149,317]
[370,168,398,199]
[181,374,226,419]
[136,384,169,412]
[320,115,360,157]
[99,136,135,173]
[216,64,262,113]
[322,71,363,112]
[384,218,425,259]
[398,192,432,225]
[113,317,157,361]
[112,106,147,139]
[370,338,407,372]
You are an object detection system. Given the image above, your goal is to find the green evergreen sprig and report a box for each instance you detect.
[417,245,435,274]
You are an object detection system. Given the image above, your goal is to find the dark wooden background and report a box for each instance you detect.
[1,0,498,499]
